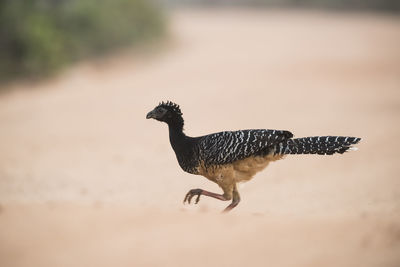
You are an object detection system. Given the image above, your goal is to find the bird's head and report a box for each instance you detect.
[146,101,184,128]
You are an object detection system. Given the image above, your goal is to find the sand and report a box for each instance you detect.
[0,8,400,267]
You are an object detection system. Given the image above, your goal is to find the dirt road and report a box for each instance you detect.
[1,9,400,267]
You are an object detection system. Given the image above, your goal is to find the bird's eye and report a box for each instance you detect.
[157,109,163,114]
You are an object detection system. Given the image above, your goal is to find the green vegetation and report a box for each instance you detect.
[0,0,165,81]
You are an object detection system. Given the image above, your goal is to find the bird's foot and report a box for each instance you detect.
[183,189,203,204]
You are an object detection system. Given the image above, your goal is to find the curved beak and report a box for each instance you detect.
[146,110,156,119]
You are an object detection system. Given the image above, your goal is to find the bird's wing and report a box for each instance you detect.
[198,129,293,166]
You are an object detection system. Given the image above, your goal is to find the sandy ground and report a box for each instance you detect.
[1,8,400,267]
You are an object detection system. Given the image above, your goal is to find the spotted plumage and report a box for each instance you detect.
[277,136,361,155]
[146,101,361,212]
[198,129,293,168]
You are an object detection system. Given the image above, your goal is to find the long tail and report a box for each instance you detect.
[275,136,361,155]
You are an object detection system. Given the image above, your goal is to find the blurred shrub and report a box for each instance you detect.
[0,0,165,81]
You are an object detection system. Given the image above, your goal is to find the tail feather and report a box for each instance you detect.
[275,136,361,155]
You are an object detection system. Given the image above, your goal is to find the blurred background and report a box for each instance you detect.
[0,1,399,267]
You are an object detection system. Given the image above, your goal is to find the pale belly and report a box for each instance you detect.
[197,153,285,186]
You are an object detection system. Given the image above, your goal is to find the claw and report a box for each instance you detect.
[183,192,190,204]
[183,189,203,205]
[188,194,194,204]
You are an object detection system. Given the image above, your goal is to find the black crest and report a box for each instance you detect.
[157,101,183,116]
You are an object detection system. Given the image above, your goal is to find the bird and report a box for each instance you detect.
[146,101,361,212]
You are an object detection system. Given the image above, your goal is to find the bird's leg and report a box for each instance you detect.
[183,189,229,205]
[223,185,240,213]
[184,184,241,212]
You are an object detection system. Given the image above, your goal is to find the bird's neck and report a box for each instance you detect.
[168,121,187,150]
[167,114,185,144]
[167,120,199,174]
